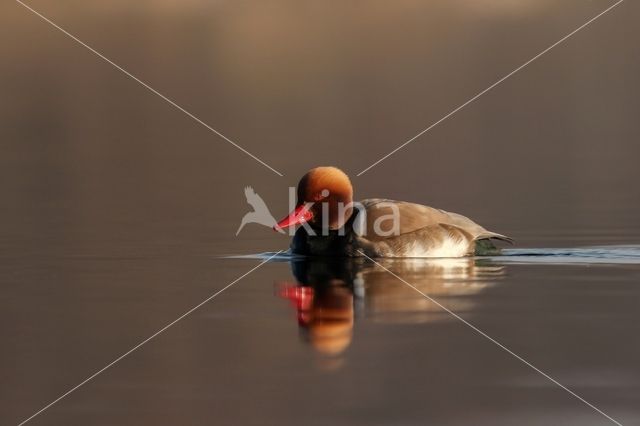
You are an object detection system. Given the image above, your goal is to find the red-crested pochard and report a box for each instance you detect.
[274,166,512,257]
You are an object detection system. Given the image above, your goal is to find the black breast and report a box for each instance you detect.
[290,226,356,256]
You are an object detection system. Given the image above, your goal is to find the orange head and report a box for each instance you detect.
[275,166,354,231]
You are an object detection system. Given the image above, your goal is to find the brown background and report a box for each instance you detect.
[1,1,638,425]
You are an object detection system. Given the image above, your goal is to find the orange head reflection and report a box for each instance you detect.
[278,280,354,356]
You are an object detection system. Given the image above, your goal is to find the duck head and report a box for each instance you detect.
[275,166,354,232]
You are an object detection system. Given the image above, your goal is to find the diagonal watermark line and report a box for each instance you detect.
[357,0,625,176]
[15,0,284,177]
[17,251,283,426]
[358,251,623,426]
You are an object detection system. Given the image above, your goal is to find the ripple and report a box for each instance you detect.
[222,245,640,265]
[493,245,640,265]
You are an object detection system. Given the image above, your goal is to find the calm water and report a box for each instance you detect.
[2,0,640,425]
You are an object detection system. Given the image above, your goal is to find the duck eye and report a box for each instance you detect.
[313,189,330,202]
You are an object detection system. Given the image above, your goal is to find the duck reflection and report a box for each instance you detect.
[277,259,358,357]
[277,257,505,360]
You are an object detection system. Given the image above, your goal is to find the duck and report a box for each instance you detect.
[273,166,512,257]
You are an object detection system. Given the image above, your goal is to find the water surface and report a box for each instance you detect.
[1,0,640,425]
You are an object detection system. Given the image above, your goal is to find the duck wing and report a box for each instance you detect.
[440,210,513,244]
[356,199,512,243]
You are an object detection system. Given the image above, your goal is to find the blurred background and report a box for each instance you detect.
[1,0,638,257]
[1,0,639,425]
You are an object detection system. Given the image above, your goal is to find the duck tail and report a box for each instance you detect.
[478,232,514,245]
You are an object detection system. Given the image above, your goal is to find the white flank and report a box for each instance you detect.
[405,238,470,258]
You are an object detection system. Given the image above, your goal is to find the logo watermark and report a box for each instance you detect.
[236,186,281,235]
[237,186,400,237]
